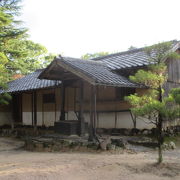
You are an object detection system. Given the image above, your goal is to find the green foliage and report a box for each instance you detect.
[0,92,11,105]
[170,88,180,105]
[4,39,50,74]
[81,52,109,60]
[125,41,180,163]
[129,64,167,89]
[0,52,9,87]
[126,41,180,122]
[0,0,54,104]
[145,41,180,63]
[0,0,22,13]
[128,46,137,50]
[125,89,180,124]
[0,0,55,74]
[0,9,12,26]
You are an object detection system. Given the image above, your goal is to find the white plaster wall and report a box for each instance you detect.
[37,112,43,126]
[66,111,78,120]
[43,112,55,126]
[116,112,154,129]
[55,111,60,122]
[136,117,154,129]
[0,112,12,125]
[84,113,90,123]
[98,113,116,128]
[116,112,133,128]
[82,111,154,129]
[22,112,32,125]
[22,93,33,125]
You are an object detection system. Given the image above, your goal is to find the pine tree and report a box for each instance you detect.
[125,41,180,164]
[0,0,54,104]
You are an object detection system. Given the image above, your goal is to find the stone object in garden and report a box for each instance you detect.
[169,141,176,149]
[111,138,128,148]
[99,137,111,150]
[107,144,116,150]
[141,129,151,135]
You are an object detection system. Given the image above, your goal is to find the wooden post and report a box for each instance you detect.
[31,93,34,126]
[93,85,97,135]
[89,85,94,141]
[54,88,57,122]
[11,94,15,130]
[42,97,44,126]
[60,81,66,121]
[89,85,97,140]
[115,112,117,128]
[11,96,15,130]
[79,81,85,136]
[33,91,37,130]
[20,94,22,125]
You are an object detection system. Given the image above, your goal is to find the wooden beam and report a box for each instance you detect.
[79,81,85,136]
[38,59,57,79]
[20,94,22,124]
[57,60,96,85]
[47,70,80,81]
[54,88,57,122]
[60,81,66,121]
[89,85,94,141]
[11,94,15,130]
[42,96,44,126]
[31,91,37,130]
[31,93,34,126]
[115,112,117,128]
[93,85,97,135]
[88,85,97,140]
[33,91,37,130]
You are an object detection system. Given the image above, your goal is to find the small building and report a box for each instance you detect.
[0,41,180,135]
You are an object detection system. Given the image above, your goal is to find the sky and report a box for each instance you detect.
[20,0,180,58]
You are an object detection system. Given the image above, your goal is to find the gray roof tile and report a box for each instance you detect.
[2,41,178,93]
[58,56,139,87]
[93,40,180,70]
[0,69,61,94]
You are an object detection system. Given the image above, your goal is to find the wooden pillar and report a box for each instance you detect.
[89,85,94,140]
[31,93,34,126]
[54,88,57,122]
[89,85,97,140]
[60,81,66,121]
[11,94,15,130]
[79,81,85,136]
[115,112,117,128]
[33,91,37,130]
[93,85,97,135]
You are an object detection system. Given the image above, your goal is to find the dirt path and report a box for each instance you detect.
[0,137,179,180]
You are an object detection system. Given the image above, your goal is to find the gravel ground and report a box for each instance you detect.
[0,137,179,180]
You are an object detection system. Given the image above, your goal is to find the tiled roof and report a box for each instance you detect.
[56,56,139,87]
[2,41,179,93]
[0,69,61,94]
[93,41,180,70]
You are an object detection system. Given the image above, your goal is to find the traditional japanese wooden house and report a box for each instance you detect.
[0,41,180,135]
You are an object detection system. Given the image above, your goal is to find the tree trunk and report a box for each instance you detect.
[157,86,164,164]
[158,143,163,164]
[157,118,163,164]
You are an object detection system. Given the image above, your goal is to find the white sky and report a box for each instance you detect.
[20,0,180,58]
